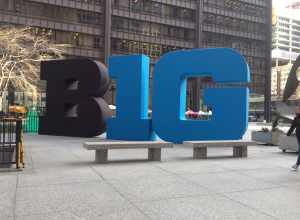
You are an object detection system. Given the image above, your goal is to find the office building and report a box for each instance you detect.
[0,0,272,109]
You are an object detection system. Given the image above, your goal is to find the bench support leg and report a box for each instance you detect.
[233,146,247,158]
[148,148,161,161]
[95,150,108,163]
[193,147,207,159]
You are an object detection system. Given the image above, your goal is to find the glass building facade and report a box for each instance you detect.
[0,0,272,113]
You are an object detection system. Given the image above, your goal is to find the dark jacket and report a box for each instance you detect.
[287,115,300,136]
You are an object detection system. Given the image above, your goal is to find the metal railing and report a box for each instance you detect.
[0,118,23,168]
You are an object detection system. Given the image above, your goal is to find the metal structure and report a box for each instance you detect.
[0,0,272,119]
[0,118,23,168]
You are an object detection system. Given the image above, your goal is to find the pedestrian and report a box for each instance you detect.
[287,106,300,171]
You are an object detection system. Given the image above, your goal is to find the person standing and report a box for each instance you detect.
[287,106,300,171]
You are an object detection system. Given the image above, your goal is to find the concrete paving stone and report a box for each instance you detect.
[18,167,101,187]
[9,133,300,220]
[213,158,278,171]
[135,195,276,220]
[15,181,129,217]
[16,208,149,220]
[0,216,13,220]
[16,211,86,220]
[30,149,79,161]
[279,180,300,189]
[15,199,134,220]
[0,189,15,209]
[108,174,213,202]
[160,145,195,160]
[86,207,149,220]
[155,160,230,175]
[108,149,153,161]
[92,163,168,180]
[260,156,299,169]
[0,206,14,220]
[58,201,135,220]
[181,171,280,193]
[16,181,121,202]
[0,174,17,193]
[0,175,17,219]
[226,187,300,220]
[237,167,300,186]
[201,147,235,157]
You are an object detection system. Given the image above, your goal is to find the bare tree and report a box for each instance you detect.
[0,26,66,103]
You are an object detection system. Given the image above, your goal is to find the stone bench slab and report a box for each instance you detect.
[84,141,173,150]
[183,140,256,147]
[83,141,173,163]
[183,140,256,159]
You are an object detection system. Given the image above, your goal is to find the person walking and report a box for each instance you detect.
[287,106,300,171]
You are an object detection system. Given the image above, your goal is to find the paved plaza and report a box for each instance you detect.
[1,129,300,220]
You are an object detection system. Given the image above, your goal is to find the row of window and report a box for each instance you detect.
[276,28,300,37]
[202,32,266,56]
[112,0,196,22]
[277,24,300,32]
[246,56,267,72]
[111,38,184,58]
[203,0,267,18]
[278,17,300,26]
[204,13,266,36]
[69,0,102,5]
[112,17,195,41]
[274,46,300,53]
[35,28,103,49]
[111,36,267,76]
[1,0,103,26]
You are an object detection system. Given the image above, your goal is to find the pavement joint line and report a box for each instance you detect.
[72,145,153,219]
[152,163,287,196]
[173,171,283,220]
[122,191,219,204]
[14,210,73,220]
[89,165,153,220]
[151,164,227,197]
[153,163,233,176]
[191,179,282,194]
[216,185,287,194]
[218,191,281,220]
[15,135,300,219]
[13,175,19,220]
[175,169,288,193]
[15,179,108,192]
[128,191,280,220]
[170,170,290,209]
[66,145,106,182]
[234,172,300,187]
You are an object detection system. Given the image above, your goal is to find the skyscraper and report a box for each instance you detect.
[0,0,272,114]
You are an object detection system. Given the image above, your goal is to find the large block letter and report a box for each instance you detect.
[39,59,112,137]
[107,55,155,140]
[152,48,250,143]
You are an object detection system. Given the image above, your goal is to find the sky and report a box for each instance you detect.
[273,0,300,19]
[273,0,299,8]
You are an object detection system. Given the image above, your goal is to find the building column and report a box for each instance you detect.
[104,0,111,65]
[8,0,15,11]
[191,0,203,111]
[264,0,272,122]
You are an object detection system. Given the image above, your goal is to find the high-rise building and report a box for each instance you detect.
[272,1,300,97]
[0,0,272,109]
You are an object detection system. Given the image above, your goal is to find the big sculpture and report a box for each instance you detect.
[39,48,250,143]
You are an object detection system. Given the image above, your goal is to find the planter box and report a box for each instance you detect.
[251,131,282,145]
[279,134,299,152]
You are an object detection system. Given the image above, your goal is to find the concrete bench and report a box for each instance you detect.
[83,141,173,163]
[183,140,256,159]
